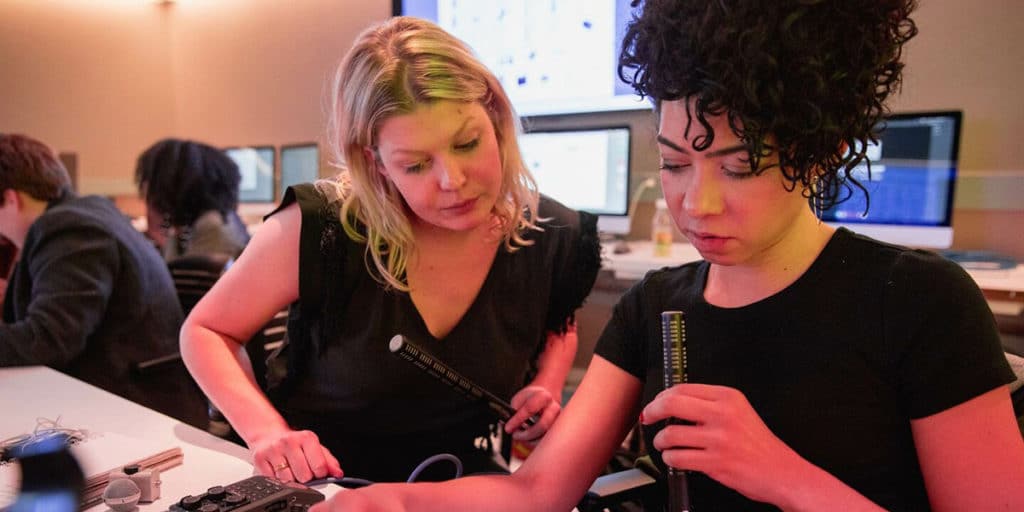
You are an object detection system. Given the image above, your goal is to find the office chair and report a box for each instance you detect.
[134,253,234,375]
[133,254,234,432]
[246,307,289,391]
[164,253,290,442]
[167,253,235,315]
[206,307,291,444]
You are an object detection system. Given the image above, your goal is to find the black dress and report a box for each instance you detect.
[267,182,601,482]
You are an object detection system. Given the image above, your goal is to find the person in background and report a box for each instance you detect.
[0,134,206,428]
[0,235,16,310]
[179,16,601,484]
[135,138,250,261]
[310,1,1024,510]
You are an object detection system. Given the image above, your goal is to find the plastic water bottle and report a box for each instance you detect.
[651,198,674,257]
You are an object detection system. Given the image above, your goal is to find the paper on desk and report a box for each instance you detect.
[0,430,182,511]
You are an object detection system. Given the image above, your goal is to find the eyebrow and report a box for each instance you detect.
[656,134,748,158]
[384,117,476,157]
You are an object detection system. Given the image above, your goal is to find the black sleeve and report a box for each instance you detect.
[885,251,1016,418]
[542,199,602,334]
[0,223,118,366]
[266,183,333,310]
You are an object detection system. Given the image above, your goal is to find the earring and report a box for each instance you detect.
[810,177,823,222]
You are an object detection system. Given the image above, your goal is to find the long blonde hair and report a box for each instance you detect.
[324,16,540,291]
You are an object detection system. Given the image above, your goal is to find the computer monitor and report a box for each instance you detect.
[818,110,962,249]
[392,0,647,116]
[225,146,275,203]
[518,125,632,235]
[280,143,320,197]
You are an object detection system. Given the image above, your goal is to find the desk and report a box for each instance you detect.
[605,242,1024,297]
[571,242,700,372]
[602,241,702,281]
[964,266,1024,354]
[575,242,1024,369]
[966,266,1024,319]
[0,367,343,510]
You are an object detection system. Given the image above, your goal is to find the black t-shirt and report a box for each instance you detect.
[269,182,600,482]
[596,228,1014,511]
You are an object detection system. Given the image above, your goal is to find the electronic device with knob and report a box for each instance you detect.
[169,476,323,512]
[108,464,160,503]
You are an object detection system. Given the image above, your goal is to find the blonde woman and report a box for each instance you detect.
[312,1,1024,510]
[180,17,600,484]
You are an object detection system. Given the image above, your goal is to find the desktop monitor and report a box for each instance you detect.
[518,125,632,235]
[393,0,647,116]
[280,143,320,197]
[818,110,962,249]
[225,146,275,203]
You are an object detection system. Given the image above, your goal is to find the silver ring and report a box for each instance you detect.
[274,462,289,472]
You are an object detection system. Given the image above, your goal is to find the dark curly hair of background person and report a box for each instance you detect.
[619,0,918,211]
[135,138,242,227]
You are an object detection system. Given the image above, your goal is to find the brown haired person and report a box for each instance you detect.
[0,133,205,428]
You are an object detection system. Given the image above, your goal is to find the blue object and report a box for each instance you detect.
[10,433,84,512]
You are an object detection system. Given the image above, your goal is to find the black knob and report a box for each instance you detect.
[123,464,141,475]
[199,503,220,512]
[225,494,246,505]
[180,495,204,510]
[206,486,227,500]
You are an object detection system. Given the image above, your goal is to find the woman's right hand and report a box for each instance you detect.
[249,428,343,483]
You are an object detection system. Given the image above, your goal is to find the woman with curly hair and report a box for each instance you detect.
[312,1,1024,511]
[180,16,600,485]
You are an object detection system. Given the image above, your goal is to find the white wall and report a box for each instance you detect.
[0,0,388,197]
[894,0,1024,172]
[0,0,1021,254]
[0,0,177,194]
[165,0,389,149]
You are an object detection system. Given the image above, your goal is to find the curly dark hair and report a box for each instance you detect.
[135,138,241,227]
[619,0,918,210]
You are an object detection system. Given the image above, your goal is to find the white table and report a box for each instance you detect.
[605,241,1024,316]
[0,366,342,511]
[602,241,702,281]
[966,265,1024,316]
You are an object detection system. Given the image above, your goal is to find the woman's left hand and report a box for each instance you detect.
[506,385,561,441]
[641,383,810,506]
